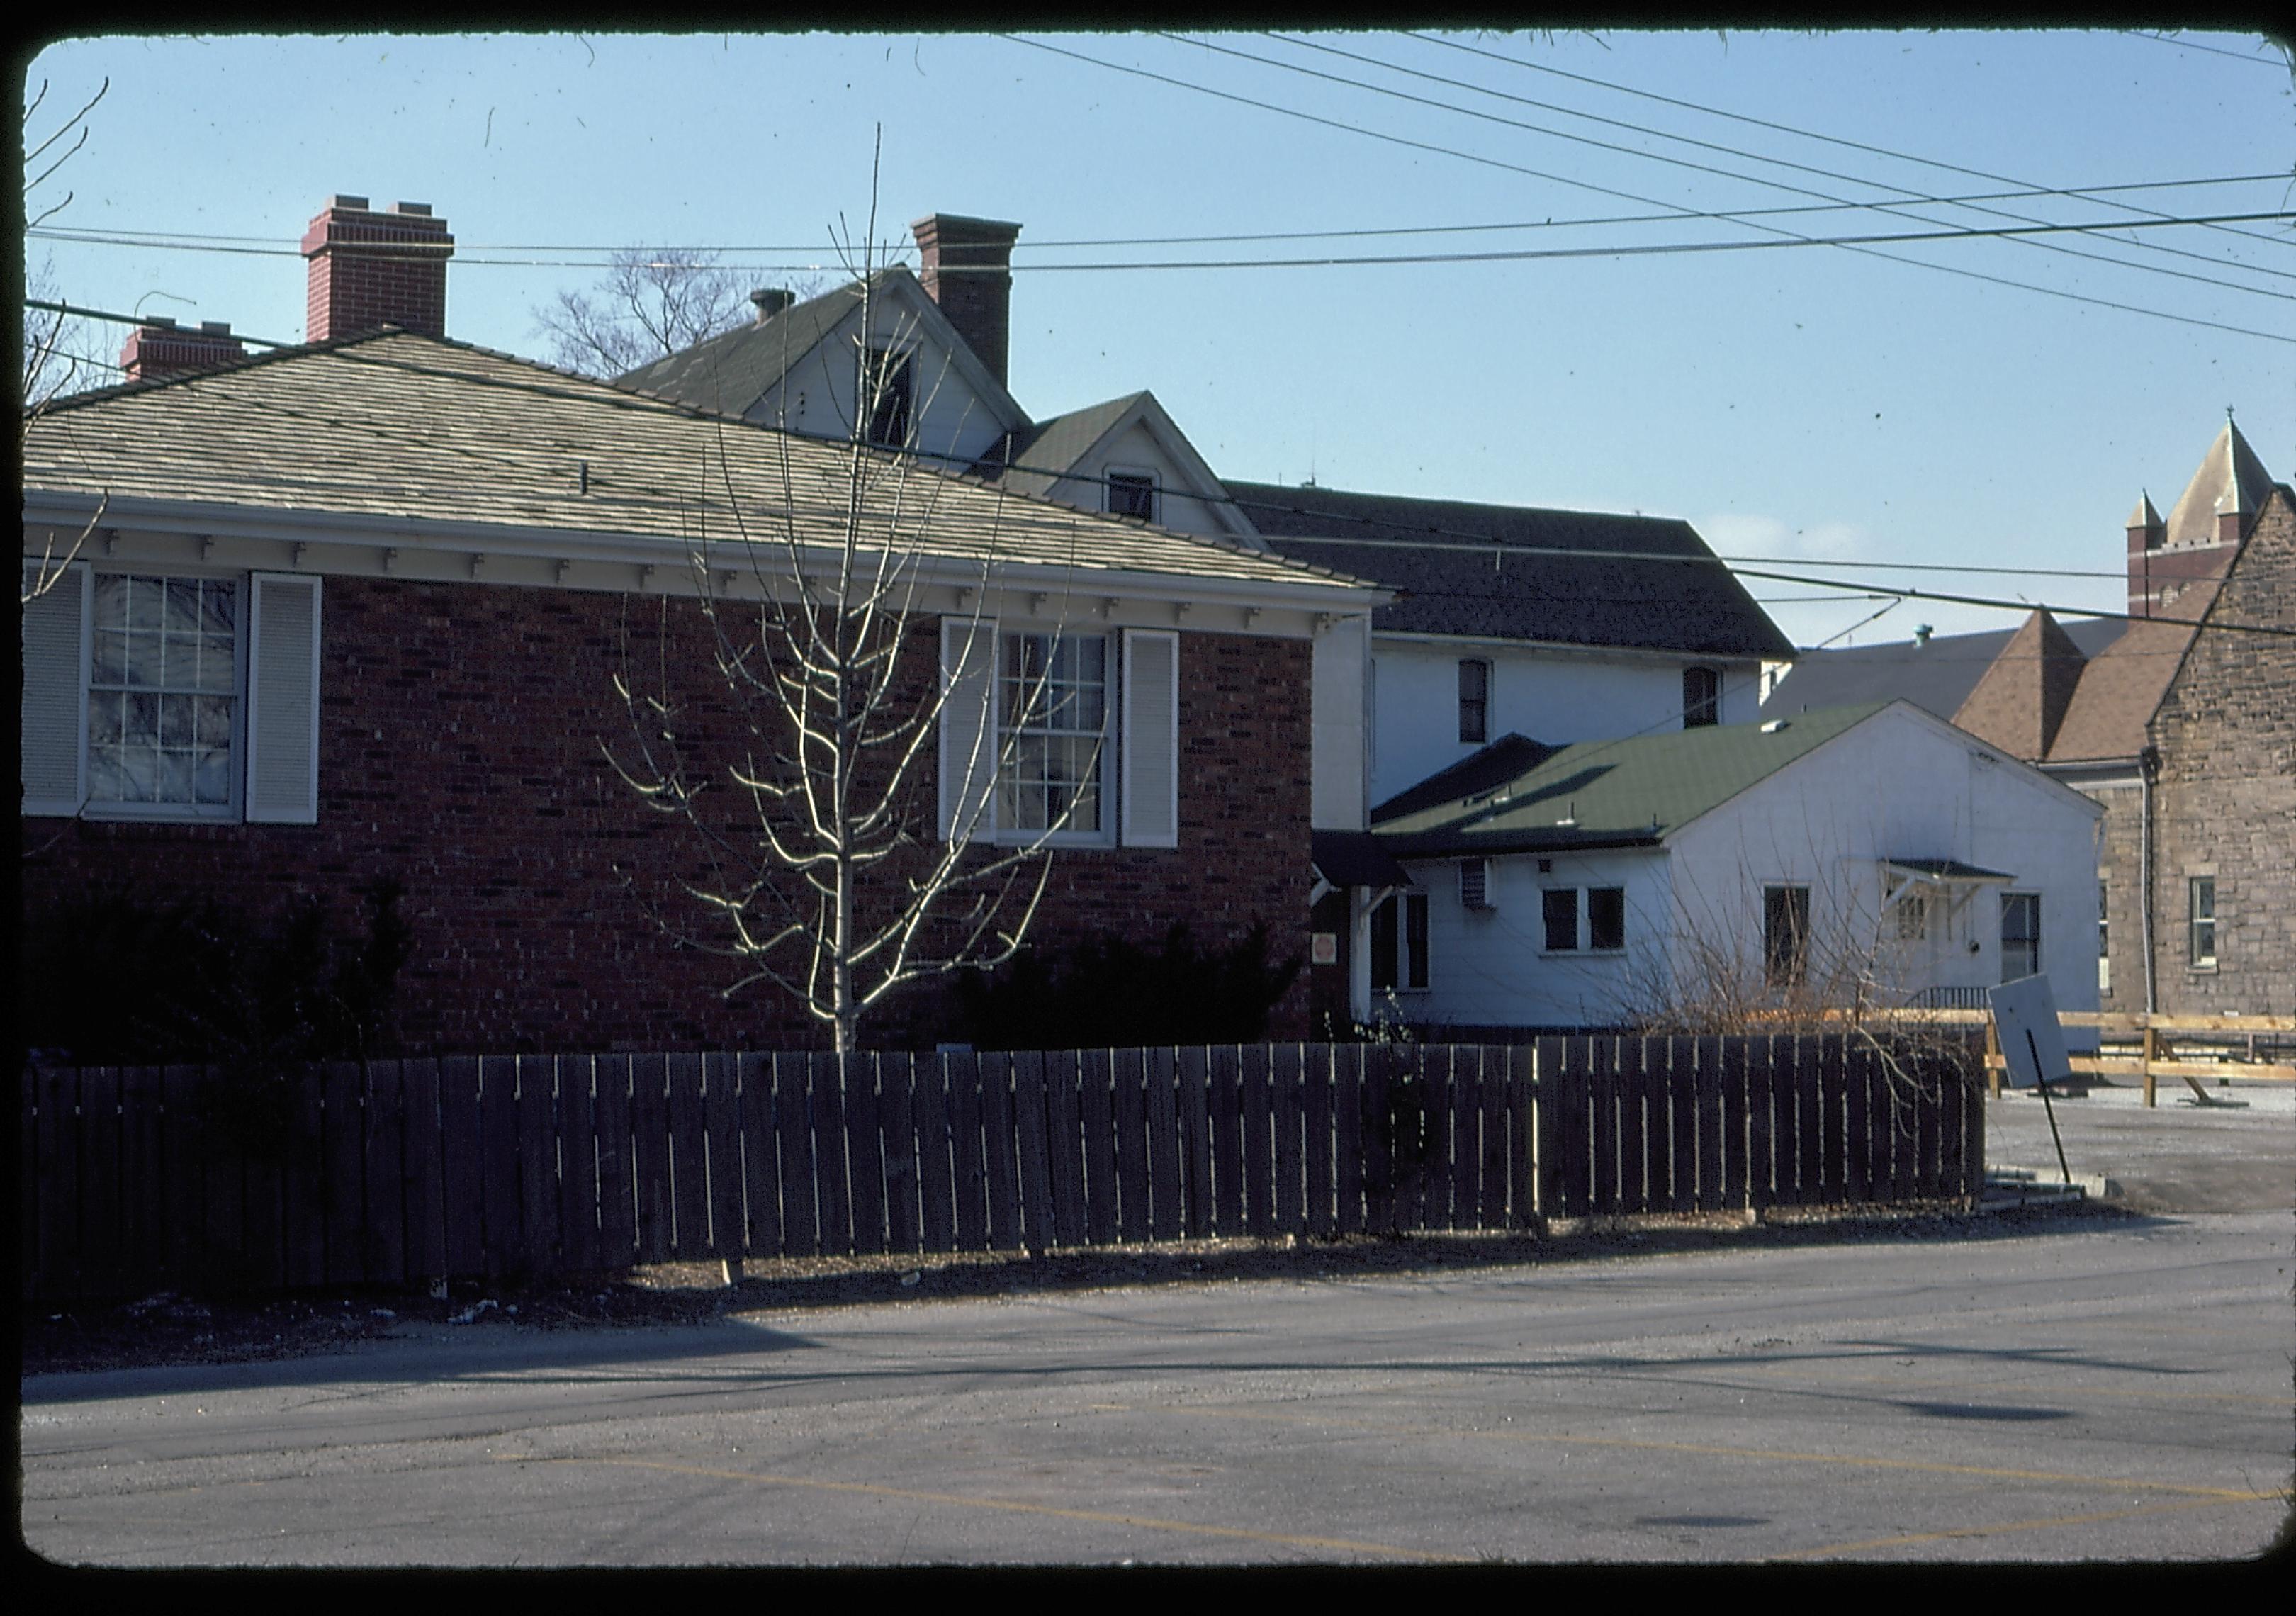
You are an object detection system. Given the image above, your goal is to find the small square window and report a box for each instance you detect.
[1106,472,1157,523]
[864,348,913,447]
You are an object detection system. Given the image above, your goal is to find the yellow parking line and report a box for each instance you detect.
[1770,1491,2282,1561]
[1160,1403,2266,1501]
[498,1454,1468,1562]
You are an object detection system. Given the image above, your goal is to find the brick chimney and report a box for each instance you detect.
[748,287,795,325]
[910,213,1021,388]
[119,318,248,383]
[301,194,455,341]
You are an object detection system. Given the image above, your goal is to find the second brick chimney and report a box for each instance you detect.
[911,213,1021,388]
[301,194,455,341]
[119,318,248,383]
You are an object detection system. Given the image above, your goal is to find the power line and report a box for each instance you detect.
[1408,30,2296,257]
[1259,30,2296,297]
[35,212,2294,286]
[1002,34,2296,344]
[2124,30,2292,67]
[28,300,2286,639]
[32,169,2290,257]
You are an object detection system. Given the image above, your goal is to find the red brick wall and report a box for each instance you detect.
[20,577,1313,1052]
[302,205,452,341]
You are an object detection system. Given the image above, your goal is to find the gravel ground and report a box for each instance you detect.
[21,1199,2135,1379]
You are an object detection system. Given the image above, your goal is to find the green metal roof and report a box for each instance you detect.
[1371,702,1893,858]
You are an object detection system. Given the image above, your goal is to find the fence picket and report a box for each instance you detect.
[1304,1045,1335,1238]
[915,1051,957,1255]
[663,1055,707,1259]
[1240,1044,1273,1239]
[1045,1050,1088,1250]
[120,1065,171,1296]
[1114,1049,1152,1245]
[1477,1046,1508,1231]
[591,1056,637,1267]
[1361,1046,1394,1236]
[1179,1047,1213,1238]
[947,1050,990,1252]
[1843,1040,1873,1206]
[1147,1047,1183,1242]
[322,1062,368,1285]
[879,1051,921,1257]
[1743,1038,1774,1214]
[1272,1045,1304,1239]
[1818,1036,1847,1206]
[703,1053,746,1259]
[1421,1046,1455,1233]
[770,1053,815,1259]
[628,1054,672,1264]
[1079,1049,1118,1247]
[401,1059,449,1284]
[440,1057,486,1276]
[976,1051,1021,1252]
[1332,1044,1364,1236]
[75,1067,121,1300]
[811,1052,853,1256]
[362,1061,407,1286]
[553,1055,598,1274]
[1666,1038,1699,1214]
[1011,1050,1055,1252]
[1915,1054,1943,1201]
[1797,1033,1825,1206]
[1210,1046,1244,1238]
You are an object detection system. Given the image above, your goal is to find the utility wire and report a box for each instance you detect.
[2123,30,2292,67]
[1260,30,2296,296]
[1409,30,2296,255]
[1003,34,2296,343]
[34,170,2290,257]
[28,298,2285,638]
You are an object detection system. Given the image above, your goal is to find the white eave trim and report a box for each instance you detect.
[1373,627,1769,666]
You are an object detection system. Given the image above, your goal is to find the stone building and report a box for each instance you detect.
[1764,420,2294,1018]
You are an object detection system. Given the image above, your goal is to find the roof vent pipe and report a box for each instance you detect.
[750,288,794,324]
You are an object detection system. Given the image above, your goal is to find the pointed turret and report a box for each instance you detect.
[2163,418,2272,550]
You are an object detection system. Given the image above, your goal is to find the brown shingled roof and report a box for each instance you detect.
[1952,609,2088,758]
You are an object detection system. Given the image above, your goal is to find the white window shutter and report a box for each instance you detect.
[19,559,89,817]
[1121,627,1178,848]
[246,573,322,824]
[939,614,998,841]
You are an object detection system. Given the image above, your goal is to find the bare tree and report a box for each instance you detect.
[604,174,1093,1053]
[531,246,780,378]
[21,77,111,607]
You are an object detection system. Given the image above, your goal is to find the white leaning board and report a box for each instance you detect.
[1989,974,2071,1089]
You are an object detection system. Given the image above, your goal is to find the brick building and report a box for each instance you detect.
[1765,421,2295,1018]
[20,210,1383,1054]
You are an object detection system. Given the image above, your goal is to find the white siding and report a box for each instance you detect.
[755,301,1011,468]
[1369,638,1761,807]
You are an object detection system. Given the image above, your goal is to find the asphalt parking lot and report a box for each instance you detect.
[1984,1076,2295,1213]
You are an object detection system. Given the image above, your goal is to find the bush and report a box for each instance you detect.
[946,921,1302,1051]
[18,877,412,1067]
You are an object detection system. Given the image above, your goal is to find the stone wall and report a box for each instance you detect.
[2146,488,2296,1016]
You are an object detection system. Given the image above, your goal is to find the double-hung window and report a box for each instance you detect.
[1458,658,1490,744]
[938,617,1178,848]
[20,561,322,824]
[2188,877,2217,970]
[1763,884,1810,987]
[998,632,1108,835]
[1541,886,1626,953]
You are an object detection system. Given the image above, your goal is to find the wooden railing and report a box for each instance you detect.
[1811,1009,2296,1104]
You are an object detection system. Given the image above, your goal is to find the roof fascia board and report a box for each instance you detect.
[26,493,1387,617]
[1373,628,1766,666]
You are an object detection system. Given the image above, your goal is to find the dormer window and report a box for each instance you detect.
[863,347,913,448]
[1106,471,1158,523]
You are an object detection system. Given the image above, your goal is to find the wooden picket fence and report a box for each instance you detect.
[21,1035,1983,1301]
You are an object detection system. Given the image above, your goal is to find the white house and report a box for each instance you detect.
[1361,700,2103,1039]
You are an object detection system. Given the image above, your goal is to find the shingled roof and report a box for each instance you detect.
[20,329,1375,599]
[1227,481,1795,660]
[1370,703,1891,858]
[614,272,900,421]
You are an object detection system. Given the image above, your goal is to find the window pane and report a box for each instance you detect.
[126,575,162,630]
[1543,889,1577,951]
[1588,887,1625,951]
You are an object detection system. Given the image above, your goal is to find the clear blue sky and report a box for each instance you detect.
[23,28,2295,648]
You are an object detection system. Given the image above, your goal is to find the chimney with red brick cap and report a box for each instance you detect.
[910,213,1020,388]
[119,318,249,383]
[301,194,455,341]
